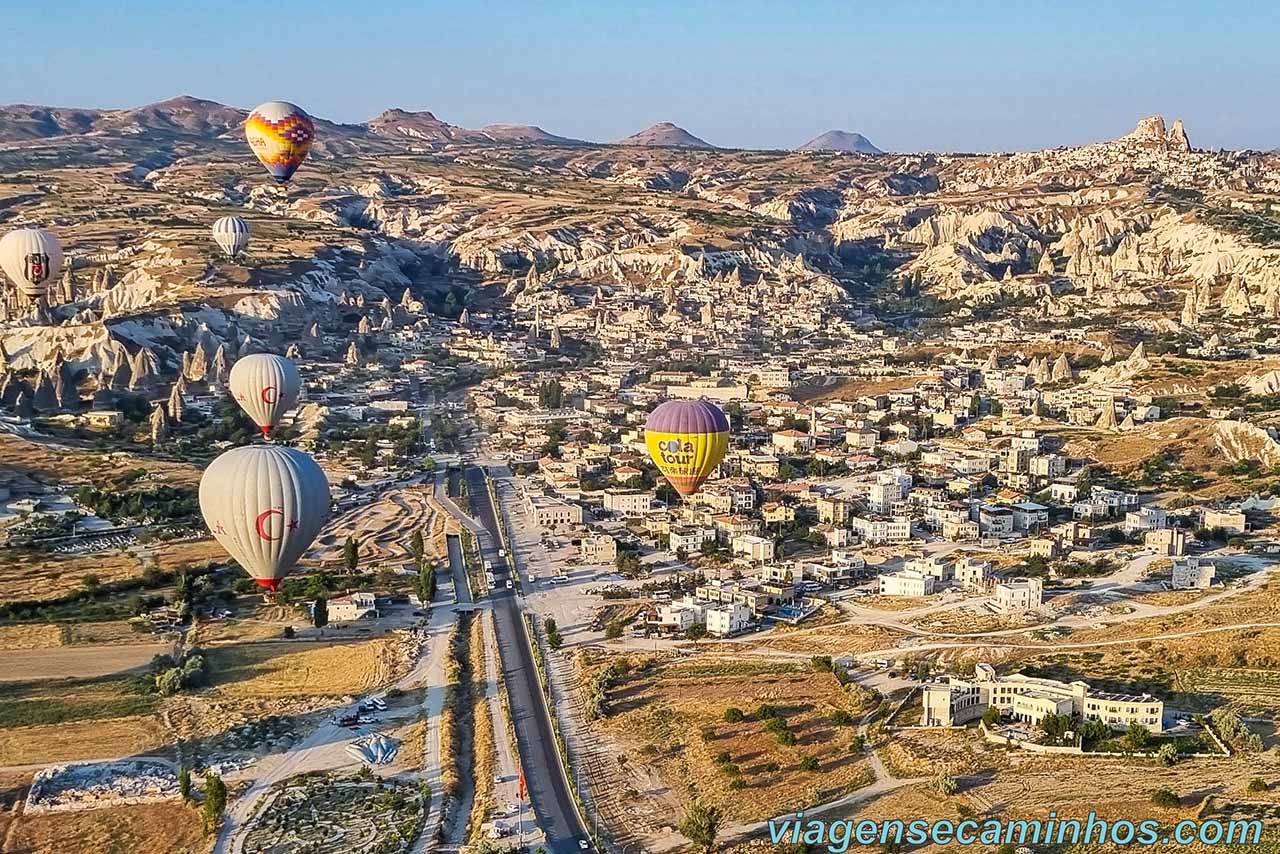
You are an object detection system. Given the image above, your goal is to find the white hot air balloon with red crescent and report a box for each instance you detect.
[199,445,330,592]
[229,353,300,438]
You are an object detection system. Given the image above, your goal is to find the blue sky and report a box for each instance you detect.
[3,1,1276,151]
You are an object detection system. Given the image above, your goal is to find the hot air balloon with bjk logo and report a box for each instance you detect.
[644,399,730,499]
[244,101,314,184]
[229,353,300,438]
[199,445,330,591]
[0,227,63,302]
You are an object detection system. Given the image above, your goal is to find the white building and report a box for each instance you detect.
[731,534,776,563]
[878,569,936,597]
[1201,508,1246,535]
[922,663,1164,733]
[954,557,993,590]
[1171,557,1216,590]
[669,526,716,554]
[602,489,654,517]
[326,592,378,622]
[579,533,618,564]
[1124,506,1168,533]
[705,603,752,637]
[993,577,1043,613]
[850,515,911,544]
[526,494,583,529]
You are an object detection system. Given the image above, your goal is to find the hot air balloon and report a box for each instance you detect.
[0,227,63,302]
[244,101,315,185]
[229,353,300,438]
[644,399,730,499]
[212,216,250,258]
[199,445,330,592]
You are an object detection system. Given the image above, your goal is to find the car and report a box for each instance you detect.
[493,774,504,783]
[552,575,570,583]
[579,841,591,850]
[505,580,513,589]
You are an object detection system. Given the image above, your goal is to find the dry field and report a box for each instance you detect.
[857,594,944,612]
[0,714,171,767]
[2,800,205,854]
[0,433,203,488]
[204,637,401,699]
[907,608,1036,635]
[0,549,144,602]
[0,641,173,682]
[733,623,905,657]
[598,655,877,822]
[0,624,63,650]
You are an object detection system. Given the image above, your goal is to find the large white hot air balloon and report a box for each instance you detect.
[199,445,330,592]
[212,216,250,258]
[229,353,300,438]
[0,227,63,302]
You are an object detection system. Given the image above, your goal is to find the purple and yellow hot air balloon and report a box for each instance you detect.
[644,399,730,499]
[244,101,315,184]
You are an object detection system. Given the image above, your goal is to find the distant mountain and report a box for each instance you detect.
[479,124,582,145]
[0,95,244,141]
[797,130,883,154]
[365,108,483,143]
[615,122,715,148]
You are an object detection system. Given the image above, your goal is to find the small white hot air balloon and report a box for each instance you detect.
[212,216,250,258]
[0,227,63,302]
[229,353,300,438]
[199,445,330,592]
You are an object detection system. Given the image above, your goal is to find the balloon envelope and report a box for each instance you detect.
[212,216,250,258]
[199,445,330,591]
[644,399,730,498]
[229,353,300,437]
[244,101,314,184]
[0,227,63,301]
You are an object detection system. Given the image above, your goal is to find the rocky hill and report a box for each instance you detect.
[614,122,715,148]
[797,130,883,154]
[2,109,1279,421]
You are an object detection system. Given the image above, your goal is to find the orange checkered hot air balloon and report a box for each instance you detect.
[244,101,315,184]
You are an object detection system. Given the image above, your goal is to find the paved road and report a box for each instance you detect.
[464,465,589,854]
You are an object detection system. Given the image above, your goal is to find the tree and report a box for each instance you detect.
[798,755,820,772]
[313,596,328,629]
[1150,788,1180,808]
[723,707,745,724]
[410,529,425,562]
[1127,721,1151,751]
[1248,778,1270,793]
[343,536,360,572]
[604,621,624,640]
[1157,743,1179,766]
[981,706,1001,727]
[810,655,833,672]
[935,773,959,797]
[178,766,192,802]
[201,772,227,835]
[679,801,723,854]
[282,625,295,639]
[81,574,101,593]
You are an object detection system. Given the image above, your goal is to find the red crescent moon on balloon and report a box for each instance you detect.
[255,508,284,541]
[260,385,278,404]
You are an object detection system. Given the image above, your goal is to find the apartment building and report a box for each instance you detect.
[922,663,1164,733]
[526,494,584,529]
[850,515,911,544]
